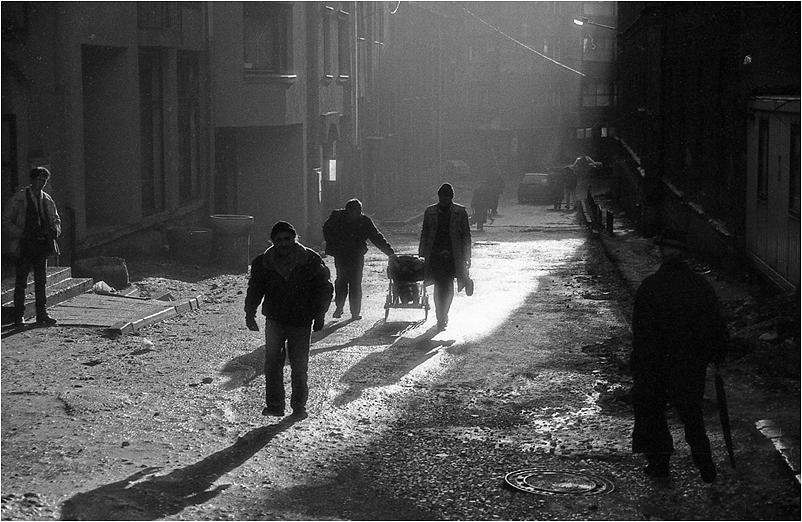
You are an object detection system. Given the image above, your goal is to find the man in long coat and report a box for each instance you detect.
[418,183,472,331]
[631,230,728,482]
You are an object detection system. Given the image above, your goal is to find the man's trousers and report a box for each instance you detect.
[334,255,365,316]
[13,244,49,320]
[632,367,712,464]
[264,318,311,413]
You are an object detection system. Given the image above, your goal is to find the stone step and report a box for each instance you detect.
[1,266,74,304]
[1,277,94,322]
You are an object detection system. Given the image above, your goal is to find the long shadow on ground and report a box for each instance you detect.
[331,324,455,406]
[60,417,301,521]
[218,319,360,389]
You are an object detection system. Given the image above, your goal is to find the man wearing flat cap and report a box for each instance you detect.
[630,229,728,483]
[418,183,472,331]
[244,221,333,418]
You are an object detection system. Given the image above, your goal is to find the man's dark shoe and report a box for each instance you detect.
[261,407,284,417]
[36,315,57,326]
[696,457,717,483]
[351,314,362,320]
[12,316,25,327]
[332,307,344,319]
[291,407,308,419]
[644,456,670,479]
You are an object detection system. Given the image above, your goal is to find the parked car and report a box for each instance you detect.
[517,172,551,204]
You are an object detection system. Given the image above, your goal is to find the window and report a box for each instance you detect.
[582,81,612,107]
[139,48,166,215]
[757,118,769,201]
[582,35,615,62]
[243,3,290,73]
[178,51,201,202]
[583,1,615,17]
[322,6,334,78]
[2,115,18,195]
[2,2,28,42]
[138,2,179,29]
[790,124,800,216]
[337,9,351,80]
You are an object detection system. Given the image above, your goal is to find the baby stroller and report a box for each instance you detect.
[384,254,429,321]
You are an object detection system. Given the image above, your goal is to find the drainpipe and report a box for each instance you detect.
[205,3,216,214]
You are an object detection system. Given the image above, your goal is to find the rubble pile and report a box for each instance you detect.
[724,291,800,381]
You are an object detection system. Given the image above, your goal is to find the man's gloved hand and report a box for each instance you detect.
[245,314,259,331]
[313,315,324,332]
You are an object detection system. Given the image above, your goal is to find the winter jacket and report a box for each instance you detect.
[631,259,729,397]
[245,243,333,326]
[322,210,394,258]
[418,202,471,283]
[2,186,62,256]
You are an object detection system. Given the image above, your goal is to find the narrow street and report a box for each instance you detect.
[1,193,798,521]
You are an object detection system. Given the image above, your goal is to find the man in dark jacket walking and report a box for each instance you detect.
[631,230,728,483]
[245,221,333,418]
[419,183,472,331]
[323,199,395,320]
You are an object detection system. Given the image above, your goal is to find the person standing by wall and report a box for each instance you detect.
[419,183,472,331]
[322,199,395,320]
[489,173,505,217]
[470,181,492,232]
[631,230,728,482]
[245,221,333,418]
[563,166,578,210]
[2,167,62,326]
[548,168,564,210]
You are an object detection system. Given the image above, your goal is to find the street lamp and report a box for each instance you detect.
[573,17,616,31]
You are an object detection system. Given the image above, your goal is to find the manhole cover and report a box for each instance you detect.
[504,468,614,495]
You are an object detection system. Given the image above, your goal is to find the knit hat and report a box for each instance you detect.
[437,183,455,198]
[270,221,297,240]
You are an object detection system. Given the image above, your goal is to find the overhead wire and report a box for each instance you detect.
[461,7,585,77]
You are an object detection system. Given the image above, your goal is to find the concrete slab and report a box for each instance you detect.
[48,292,201,334]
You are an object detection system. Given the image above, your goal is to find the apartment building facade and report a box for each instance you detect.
[2,1,211,263]
[3,1,438,263]
[614,2,800,289]
[446,1,617,179]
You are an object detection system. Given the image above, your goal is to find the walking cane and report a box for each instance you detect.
[714,363,736,468]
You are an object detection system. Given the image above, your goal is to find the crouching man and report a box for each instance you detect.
[245,221,333,418]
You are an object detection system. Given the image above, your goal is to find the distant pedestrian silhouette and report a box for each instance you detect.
[470,181,493,231]
[548,169,564,210]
